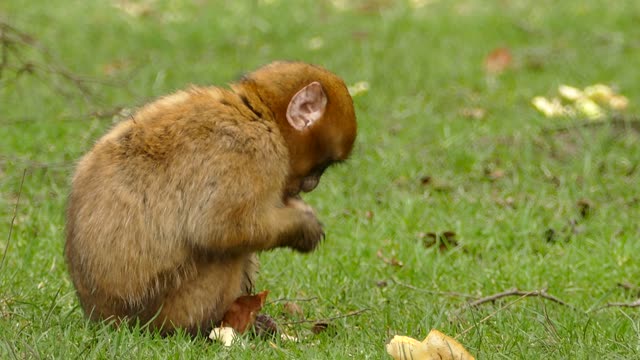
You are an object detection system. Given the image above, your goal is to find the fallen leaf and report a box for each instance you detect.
[484,47,512,74]
[221,290,269,333]
[377,249,404,267]
[419,175,432,185]
[254,313,279,337]
[576,198,593,218]
[459,107,487,120]
[386,329,475,360]
[283,302,304,319]
[422,232,458,252]
[544,228,556,243]
[311,321,330,334]
[485,168,506,181]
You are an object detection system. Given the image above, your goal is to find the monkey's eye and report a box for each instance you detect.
[309,161,331,177]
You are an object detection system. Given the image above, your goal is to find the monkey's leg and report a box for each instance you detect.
[148,254,257,336]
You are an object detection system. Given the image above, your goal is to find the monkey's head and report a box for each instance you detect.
[242,62,357,198]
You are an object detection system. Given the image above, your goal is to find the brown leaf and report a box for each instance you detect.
[577,198,593,218]
[221,290,269,333]
[376,249,404,267]
[484,47,512,74]
[422,231,459,252]
[419,175,432,185]
[311,321,336,336]
[460,107,487,120]
[254,313,279,337]
[365,210,374,220]
[282,302,304,319]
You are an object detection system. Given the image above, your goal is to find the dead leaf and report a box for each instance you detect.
[419,175,432,186]
[365,210,374,220]
[283,302,304,319]
[377,249,404,267]
[459,107,487,120]
[484,47,512,74]
[311,321,330,334]
[421,231,458,252]
[254,313,279,337]
[577,198,593,218]
[221,290,269,333]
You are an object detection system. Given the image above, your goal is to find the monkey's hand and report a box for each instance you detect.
[283,197,324,253]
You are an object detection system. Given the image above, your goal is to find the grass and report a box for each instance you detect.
[2,0,640,358]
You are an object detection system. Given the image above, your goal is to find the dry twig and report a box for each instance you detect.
[390,277,476,299]
[266,296,318,306]
[1,169,26,271]
[467,288,573,309]
[594,299,640,311]
[281,308,369,326]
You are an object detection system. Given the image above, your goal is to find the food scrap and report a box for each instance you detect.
[532,84,628,120]
[386,329,475,360]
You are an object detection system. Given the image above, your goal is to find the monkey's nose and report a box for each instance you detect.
[301,177,319,192]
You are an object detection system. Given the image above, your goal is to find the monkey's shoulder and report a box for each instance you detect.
[92,86,285,164]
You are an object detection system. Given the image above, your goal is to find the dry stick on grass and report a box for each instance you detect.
[455,288,575,339]
[281,309,369,326]
[0,20,124,101]
[541,115,640,134]
[1,169,26,271]
[456,293,531,339]
[266,296,318,306]
[594,299,640,311]
[390,277,476,299]
[467,288,573,309]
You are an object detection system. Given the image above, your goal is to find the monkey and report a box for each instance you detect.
[64,61,357,336]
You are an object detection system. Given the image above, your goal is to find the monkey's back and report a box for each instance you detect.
[65,86,289,321]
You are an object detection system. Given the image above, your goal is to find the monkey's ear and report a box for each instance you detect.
[286,81,327,131]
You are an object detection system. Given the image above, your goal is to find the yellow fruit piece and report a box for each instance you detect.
[584,84,614,103]
[575,98,604,120]
[386,329,475,360]
[532,96,565,118]
[386,335,429,360]
[558,85,583,101]
[209,327,237,347]
[422,329,475,360]
[608,95,629,110]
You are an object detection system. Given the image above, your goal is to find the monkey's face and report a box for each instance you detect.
[284,160,331,198]
[248,62,357,200]
[281,76,356,200]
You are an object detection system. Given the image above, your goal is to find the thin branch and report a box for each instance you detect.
[457,292,531,339]
[281,309,369,326]
[266,296,318,306]
[1,169,26,271]
[466,288,573,309]
[594,299,640,311]
[390,277,476,299]
[541,116,640,134]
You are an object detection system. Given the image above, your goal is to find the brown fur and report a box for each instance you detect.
[64,62,357,336]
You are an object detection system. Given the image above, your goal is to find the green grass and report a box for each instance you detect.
[2,0,640,358]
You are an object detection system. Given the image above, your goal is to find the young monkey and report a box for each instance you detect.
[64,61,357,336]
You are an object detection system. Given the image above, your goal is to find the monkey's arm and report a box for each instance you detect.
[180,129,324,255]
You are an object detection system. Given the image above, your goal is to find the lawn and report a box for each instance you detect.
[1,0,640,358]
